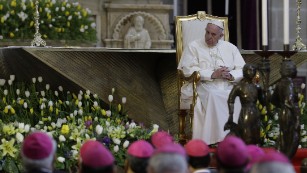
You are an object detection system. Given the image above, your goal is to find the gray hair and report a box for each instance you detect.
[147,153,188,173]
[250,162,295,173]
[21,138,57,171]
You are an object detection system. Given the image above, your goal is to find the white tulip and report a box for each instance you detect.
[93,101,98,107]
[41,91,45,97]
[123,140,129,148]
[108,95,113,102]
[301,83,306,90]
[57,157,65,163]
[153,124,159,130]
[113,138,121,145]
[93,94,98,99]
[58,86,63,92]
[105,121,110,127]
[38,76,43,83]
[72,150,78,157]
[78,102,82,108]
[113,145,119,152]
[0,79,6,86]
[86,90,90,95]
[301,124,305,129]
[65,101,70,105]
[25,91,30,98]
[16,133,24,143]
[59,135,66,142]
[54,91,58,97]
[79,90,83,95]
[16,89,20,95]
[8,80,12,86]
[106,110,111,117]
[46,84,50,90]
[23,102,28,109]
[48,101,53,107]
[74,110,78,116]
[32,77,36,83]
[122,97,127,104]
[9,75,15,81]
[24,124,30,132]
[95,125,103,135]
[78,94,82,101]
[78,109,83,115]
[18,123,25,129]
[112,88,115,94]
[129,122,136,128]
[4,89,8,95]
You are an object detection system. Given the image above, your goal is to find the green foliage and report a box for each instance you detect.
[0,0,96,41]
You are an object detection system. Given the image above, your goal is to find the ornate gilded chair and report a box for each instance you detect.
[175,11,229,144]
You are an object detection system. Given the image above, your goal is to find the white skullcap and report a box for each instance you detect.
[208,20,224,29]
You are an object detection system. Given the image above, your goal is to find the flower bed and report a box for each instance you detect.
[0,0,96,42]
[0,75,158,172]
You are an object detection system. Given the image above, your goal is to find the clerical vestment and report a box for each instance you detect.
[178,39,245,145]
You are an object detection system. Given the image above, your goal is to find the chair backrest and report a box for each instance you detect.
[175,11,229,65]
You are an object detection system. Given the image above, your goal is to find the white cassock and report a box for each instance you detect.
[177,39,245,145]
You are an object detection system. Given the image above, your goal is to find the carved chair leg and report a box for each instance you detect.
[179,109,188,145]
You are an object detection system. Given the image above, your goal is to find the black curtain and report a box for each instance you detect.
[241,0,258,50]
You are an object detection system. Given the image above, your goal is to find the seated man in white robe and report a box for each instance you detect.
[177,20,245,145]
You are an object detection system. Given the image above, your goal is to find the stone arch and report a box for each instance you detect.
[112,11,167,41]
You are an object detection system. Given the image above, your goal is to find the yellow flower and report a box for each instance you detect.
[47,13,52,20]
[61,124,70,134]
[0,5,3,10]
[67,22,70,27]
[10,108,15,114]
[264,115,268,122]
[2,97,5,103]
[19,99,24,105]
[0,139,17,157]
[30,21,34,27]
[43,34,47,38]
[118,104,121,112]
[58,100,63,104]
[56,108,59,115]
[65,11,70,16]
[260,130,265,138]
[266,124,271,131]
[30,108,34,114]
[75,99,79,106]
[10,1,16,7]
[101,109,106,116]
[82,9,87,17]
[3,124,15,135]
[9,32,14,38]
[49,106,53,112]
[0,17,4,23]
[10,10,15,15]
[261,107,267,115]
[3,107,8,114]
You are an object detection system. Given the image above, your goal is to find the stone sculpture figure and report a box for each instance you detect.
[124,15,151,49]
[271,59,300,159]
[224,64,263,144]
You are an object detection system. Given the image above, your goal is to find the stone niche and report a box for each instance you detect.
[103,1,174,49]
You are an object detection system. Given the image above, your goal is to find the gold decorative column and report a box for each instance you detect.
[31,0,46,47]
[292,0,305,50]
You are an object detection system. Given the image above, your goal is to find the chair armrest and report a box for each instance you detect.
[178,70,201,110]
